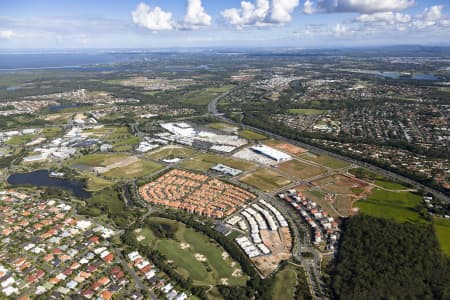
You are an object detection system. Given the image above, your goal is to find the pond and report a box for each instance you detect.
[7,170,91,199]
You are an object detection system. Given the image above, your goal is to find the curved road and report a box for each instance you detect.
[208,88,450,203]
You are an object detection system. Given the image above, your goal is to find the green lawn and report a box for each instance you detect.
[88,187,123,215]
[147,146,197,160]
[434,218,450,256]
[301,153,349,169]
[180,85,234,106]
[207,122,237,132]
[271,265,298,300]
[239,168,291,192]
[288,108,325,115]
[134,218,247,286]
[356,188,423,223]
[83,173,116,192]
[238,130,267,140]
[6,134,38,146]
[374,180,409,191]
[42,127,63,139]
[179,153,255,172]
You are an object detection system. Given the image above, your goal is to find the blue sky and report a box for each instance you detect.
[0,0,449,49]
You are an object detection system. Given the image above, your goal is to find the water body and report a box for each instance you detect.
[377,71,438,80]
[47,103,82,112]
[7,170,91,199]
[0,53,133,71]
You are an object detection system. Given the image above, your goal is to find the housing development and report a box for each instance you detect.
[0,45,450,300]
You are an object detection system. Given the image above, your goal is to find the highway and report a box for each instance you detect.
[208,89,450,203]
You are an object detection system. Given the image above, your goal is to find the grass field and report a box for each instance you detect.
[271,265,297,299]
[239,168,291,192]
[356,188,423,223]
[83,126,129,140]
[300,153,349,169]
[103,159,164,179]
[238,129,267,140]
[179,153,255,172]
[83,173,115,192]
[135,217,247,286]
[277,159,326,179]
[88,187,123,215]
[207,122,238,132]
[374,180,409,191]
[180,85,234,106]
[71,153,131,167]
[434,218,450,256]
[42,127,63,139]
[147,146,197,161]
[6,134,38,146]
[288,108,325,115]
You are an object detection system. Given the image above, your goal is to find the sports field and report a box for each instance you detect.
[179,153,255,172]
[434,218,450,256]
[239,168,291,192]
[147,146,197,160]
[278,159,326,179]
[300,153,349,169]
[355,188,423,223]
[134,218,247,286]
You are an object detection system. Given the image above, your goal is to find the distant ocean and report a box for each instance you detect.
[0,52,133,71]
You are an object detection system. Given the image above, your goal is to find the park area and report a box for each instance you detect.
[278,159,326,179]
[133,217,247,287]
[239,168,291,192]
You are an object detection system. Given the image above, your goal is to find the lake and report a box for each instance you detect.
[7,170,91,199]
[377,71,438,81]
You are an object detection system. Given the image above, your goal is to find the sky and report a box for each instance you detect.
[0,0,449,49]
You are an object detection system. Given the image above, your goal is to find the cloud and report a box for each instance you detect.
[413,5,447,29]
[270,0,300,23]
[183,0,212,29]
[421,5,444,22]
[356,12,411,24]
[0,30,14,39]
[313,0,415,14]
[303,0,314,14]
[132,2,174,30]
[221,0,299,28]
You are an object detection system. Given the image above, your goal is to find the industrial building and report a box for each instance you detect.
[250,144,292,162]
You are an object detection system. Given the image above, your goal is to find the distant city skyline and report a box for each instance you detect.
[0,0,449,49]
